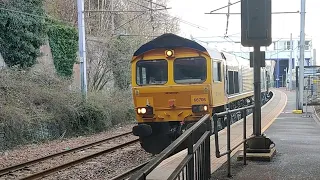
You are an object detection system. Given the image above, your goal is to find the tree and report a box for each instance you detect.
[0,0,47,68]
[44,0,179,90]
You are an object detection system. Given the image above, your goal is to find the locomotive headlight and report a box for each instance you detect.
[140,108,147,114]
[137,108,146,114]
[192,105,209,113]
[137,107,153,115]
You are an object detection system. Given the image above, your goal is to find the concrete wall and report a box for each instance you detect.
[0,53,5,69]
[0,41,81,91]
[33,41,56,74]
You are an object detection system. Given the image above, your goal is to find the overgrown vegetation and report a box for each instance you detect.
[0,69,135,149]
[0,0,47,68]
[47,20,78,77]
[45,0,179,90]
[0,0,179,150]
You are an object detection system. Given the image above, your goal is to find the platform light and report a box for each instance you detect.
[165,50,174,57]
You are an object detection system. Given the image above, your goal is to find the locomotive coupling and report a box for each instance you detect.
[132,124,152,137]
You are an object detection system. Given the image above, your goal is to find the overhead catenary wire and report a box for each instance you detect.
[113,11,148,31]
[142,0,167,8]
[209,0,240,13]
[0,6,69,25]
[84,8,170,13]
[127,0,207,31]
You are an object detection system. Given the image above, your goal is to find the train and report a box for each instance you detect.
[130,33,275,154]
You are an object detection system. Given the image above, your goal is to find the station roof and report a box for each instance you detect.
[133,33,207,57]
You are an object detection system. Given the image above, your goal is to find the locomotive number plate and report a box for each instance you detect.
[191,95,208,105]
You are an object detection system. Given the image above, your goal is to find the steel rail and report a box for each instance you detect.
[0,131,133,176]
[20,138,139,180]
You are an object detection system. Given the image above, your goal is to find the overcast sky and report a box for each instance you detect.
[166,0,318,62]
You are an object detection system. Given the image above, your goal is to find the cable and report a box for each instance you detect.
[0,7,70,25]
[159,12,207,30]
[141,0,167,8]
[127,0,154,11]
[209,0,240,13]
[0,7,46,19]
[269,46,299,58]
[114,11,147,31]
[127,0,206,30]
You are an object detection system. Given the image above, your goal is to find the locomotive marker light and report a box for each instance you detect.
[165,50,174,57]
[241,0,276,159]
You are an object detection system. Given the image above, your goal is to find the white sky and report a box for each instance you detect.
[167,0,318,61]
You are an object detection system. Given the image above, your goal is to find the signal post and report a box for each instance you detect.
[240,0,276,159]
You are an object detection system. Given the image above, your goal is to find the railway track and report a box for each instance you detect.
[0,131,139,180]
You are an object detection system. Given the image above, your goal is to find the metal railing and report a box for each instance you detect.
[213,105,255,177]
[129,114,212,180]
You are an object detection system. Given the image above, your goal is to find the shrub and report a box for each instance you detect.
[0,69,135,150]
[47,20,78,77]
[0,0,47,68]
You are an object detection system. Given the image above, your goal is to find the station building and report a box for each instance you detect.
[231,36,315,88]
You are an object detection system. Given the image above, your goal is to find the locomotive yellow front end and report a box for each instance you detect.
[131,33,213,154]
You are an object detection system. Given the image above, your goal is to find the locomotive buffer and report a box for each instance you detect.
[240,0,276,160]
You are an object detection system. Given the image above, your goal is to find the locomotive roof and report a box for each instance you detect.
[133,33,207,57]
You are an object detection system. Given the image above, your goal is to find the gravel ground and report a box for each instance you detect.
[44,144,152,180]
[2,134,143,179]
[0,122,149,175]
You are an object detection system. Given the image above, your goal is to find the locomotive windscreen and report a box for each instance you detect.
[136,60,168,85]
[174,57,207,84]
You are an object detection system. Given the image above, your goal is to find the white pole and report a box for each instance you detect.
[77,0,87,98]
[299,0,306,111]
[313,49,316,65]
[289,33,293,90]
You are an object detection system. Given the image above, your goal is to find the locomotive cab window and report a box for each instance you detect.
[213,61,222,82]
[136,60,168,85]
[174,57,207,84]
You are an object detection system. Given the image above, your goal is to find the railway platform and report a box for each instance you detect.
[211,89,320,180]
[146,88,287,180]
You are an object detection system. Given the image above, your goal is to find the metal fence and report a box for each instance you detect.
[213,105,255,177]
[129,114,212,180]
[129,104,257,179]
[296,66,320,114]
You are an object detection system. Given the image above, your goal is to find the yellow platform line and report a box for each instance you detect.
[261,91,288,133]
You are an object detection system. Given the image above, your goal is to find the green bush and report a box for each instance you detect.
[47,21,78,77]
[0,0,47,68]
